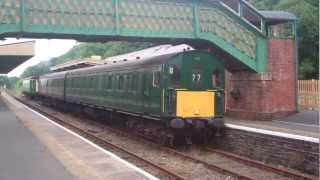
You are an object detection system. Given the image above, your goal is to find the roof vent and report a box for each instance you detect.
[136,56,140,60]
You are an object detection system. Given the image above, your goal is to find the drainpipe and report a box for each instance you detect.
[293,20,299,113]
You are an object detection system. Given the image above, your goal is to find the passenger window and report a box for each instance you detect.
[123,75,127,90]
[212,70,221,88]
[128,74,132,91]
[90,77,94,89]
[105,76,109,89]
[152,71,160,87]
[86,77,90,88]
[138,74,144,92]
[132,73,137,91]
[143,73,150,95]
[119,76,123,90]
[108,76,112,89]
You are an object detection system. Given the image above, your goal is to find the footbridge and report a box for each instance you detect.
[1,0,277,72]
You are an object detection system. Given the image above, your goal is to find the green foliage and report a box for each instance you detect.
[0,76,10,88]
[21,41,155,79]
[21,61,52,78]
[0,76,20,89]
[249,0,319,79]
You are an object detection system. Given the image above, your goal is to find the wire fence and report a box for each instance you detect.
[298,80,319,110]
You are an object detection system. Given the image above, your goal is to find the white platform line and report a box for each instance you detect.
[273,120,319,128]
[16,98,159,180]
[226,123,319,144]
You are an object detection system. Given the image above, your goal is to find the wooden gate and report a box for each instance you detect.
[298,80,319,110]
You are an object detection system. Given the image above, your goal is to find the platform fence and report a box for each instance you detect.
[298,80,319,110]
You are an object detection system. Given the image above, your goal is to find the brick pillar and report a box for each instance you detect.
[225,39,297,120]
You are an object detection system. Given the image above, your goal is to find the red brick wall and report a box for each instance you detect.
[225,39,297,120]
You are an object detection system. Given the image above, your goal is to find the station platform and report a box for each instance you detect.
[225,112,319,142]
[0,92,157,180]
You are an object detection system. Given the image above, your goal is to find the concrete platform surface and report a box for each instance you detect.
[0,96,74,180]
[226,111,319,140]
[1,92,158,180]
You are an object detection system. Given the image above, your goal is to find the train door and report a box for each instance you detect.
[142,71,151,112]
[150,66,162,115]
[63,73,68,100]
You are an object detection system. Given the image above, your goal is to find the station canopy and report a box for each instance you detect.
[0,41,35,74]
[50,56,104,72]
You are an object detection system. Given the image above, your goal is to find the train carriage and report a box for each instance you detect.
[64,50,225,129]
[38,71,66,100]
[26,45,226,142]
[22,76,38,97]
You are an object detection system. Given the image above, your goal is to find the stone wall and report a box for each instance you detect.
[212,128,319,176]
[225,39,297,120]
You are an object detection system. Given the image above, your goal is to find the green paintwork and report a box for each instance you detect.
[0,0,267,72]
[39,51,225,119]
[22,78,37,95]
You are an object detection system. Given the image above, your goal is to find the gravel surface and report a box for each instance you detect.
[24,98,297,180]
[27,99,233,180]
[187,148,292,180]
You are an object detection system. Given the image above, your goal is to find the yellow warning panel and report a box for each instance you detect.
[176,91,215,118]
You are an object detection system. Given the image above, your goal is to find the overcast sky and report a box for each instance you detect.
[0,38,77,77]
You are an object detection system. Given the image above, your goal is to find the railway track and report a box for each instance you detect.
[14,96,184,180]
[14,95,317,180]
[203,148,315,180]
[94,126,317,180]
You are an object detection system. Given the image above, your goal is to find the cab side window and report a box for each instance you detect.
[169,65,180,86]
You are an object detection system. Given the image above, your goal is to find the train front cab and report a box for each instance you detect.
[22,76,39,98]
[164,51,225,132]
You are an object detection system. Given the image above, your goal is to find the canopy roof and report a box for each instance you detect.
[50,56,104,72]
[0,41,35,74]
[260,11,297,25]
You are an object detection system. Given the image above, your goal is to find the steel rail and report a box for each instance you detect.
[15,94,316,180]
[205,148,317,180]
[15,96,186,180]
[16,95,253,180]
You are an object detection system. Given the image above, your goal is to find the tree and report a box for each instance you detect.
[0,76,20,89]
[249,0,319,79]
[21,41,155,78]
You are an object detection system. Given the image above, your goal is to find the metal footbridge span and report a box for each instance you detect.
[1,0,269,72]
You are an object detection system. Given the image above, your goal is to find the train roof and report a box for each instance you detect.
[23,76,38,80]
[39,70,68,79]
[68,53,183,76]
[41,47,201,79]
[39,44,213,79]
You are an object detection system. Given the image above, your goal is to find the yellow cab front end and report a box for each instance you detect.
[176,90,215,119]
[168,89,222,131]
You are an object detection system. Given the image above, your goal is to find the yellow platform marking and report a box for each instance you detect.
[176,91,215,118]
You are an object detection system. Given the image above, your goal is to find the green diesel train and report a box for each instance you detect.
[23,49,225,142]
[22,76,38,97]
